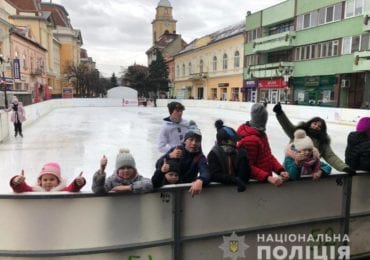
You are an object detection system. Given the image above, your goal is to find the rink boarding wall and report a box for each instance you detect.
[0,99,369,259]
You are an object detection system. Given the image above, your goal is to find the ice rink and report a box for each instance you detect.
[0,105,355,193]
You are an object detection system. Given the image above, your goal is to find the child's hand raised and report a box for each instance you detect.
[13,169,25,186]
[75,171,86,187]
[100,155,108,174]
[161,159,169,173]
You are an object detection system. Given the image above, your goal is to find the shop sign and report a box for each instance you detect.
[218,83,229,87]
[258,78,287,88]
[243,80,257,88]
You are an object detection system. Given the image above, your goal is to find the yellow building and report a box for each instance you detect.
[174,22,245,101]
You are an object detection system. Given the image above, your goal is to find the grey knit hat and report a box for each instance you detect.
[250,102,268,131]
[184,120,202,141]
[115,148,136,171]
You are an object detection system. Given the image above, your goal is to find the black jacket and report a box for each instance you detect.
[207,145,250,184]
[345,131,370,171]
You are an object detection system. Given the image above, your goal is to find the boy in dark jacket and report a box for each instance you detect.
[207,120,250,192]
[153,122,210,196]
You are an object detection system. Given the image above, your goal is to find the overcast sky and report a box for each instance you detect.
[46,0,285,77]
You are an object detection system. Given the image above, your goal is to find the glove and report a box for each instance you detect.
[343,167,356,176]
[273,102,282,115]
[233,177,246,192]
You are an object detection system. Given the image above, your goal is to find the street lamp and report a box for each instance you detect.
[0,54,8,109]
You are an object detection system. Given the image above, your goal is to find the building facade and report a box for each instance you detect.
[245,0,370,108]
[174,22,244,101]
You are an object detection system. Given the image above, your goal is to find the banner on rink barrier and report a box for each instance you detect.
[122,98,138,106]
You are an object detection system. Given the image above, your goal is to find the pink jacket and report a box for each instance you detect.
[6,102,26,123]
[9,176,85,193]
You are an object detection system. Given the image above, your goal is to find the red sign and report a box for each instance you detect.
[258,78,287,88]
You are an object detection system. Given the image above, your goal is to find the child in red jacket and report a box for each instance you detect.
[10,162,86,192]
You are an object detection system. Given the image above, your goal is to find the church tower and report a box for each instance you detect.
[152,0,177,44]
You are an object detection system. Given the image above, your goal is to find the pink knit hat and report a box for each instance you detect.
[356,117,370,135]
[38,162,62,182]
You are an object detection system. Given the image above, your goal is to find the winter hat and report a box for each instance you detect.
[184,120,202,141]
[167,160,180,174]
[11,96,18,105]
[38,162,62,182]
[356,117,370,135]
[250,102,268,131]
[294,129,314,151]
[167,101,185,114]
[215,119,240,143]
[115,148,136,170]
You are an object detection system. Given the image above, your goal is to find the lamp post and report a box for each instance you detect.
[0,54,8,109]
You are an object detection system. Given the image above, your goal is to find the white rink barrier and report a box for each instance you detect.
[1,98,368,142]
[0,173,369,259]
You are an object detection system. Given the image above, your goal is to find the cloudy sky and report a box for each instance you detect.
[46,0,285,77]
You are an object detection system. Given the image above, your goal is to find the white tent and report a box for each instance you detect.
[107,86,137,99]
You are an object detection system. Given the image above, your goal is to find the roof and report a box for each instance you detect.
[157,0,171,8]
[40,3,70,27]
[178,21,245,55]
[146,33,186,54]
[5,0,40,13]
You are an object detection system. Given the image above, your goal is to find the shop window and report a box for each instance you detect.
[231,88,239,101]
[211,88,217,100]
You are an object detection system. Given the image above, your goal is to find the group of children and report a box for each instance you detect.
[8,101,370,194]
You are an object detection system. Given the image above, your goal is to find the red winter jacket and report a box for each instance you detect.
[237,123,284,182]
[9,176,85,193]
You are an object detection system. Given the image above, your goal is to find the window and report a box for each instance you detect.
[247,28,259,42]
[326,6,334,23]
[342,37,352,54]
[361,34,370,51]
[303,13,311,28]
[345,0,370,18]
[231,88,239,101]
[212,56,217,71]
[318,8,326,25]
[199,59,203,73]
[234,51,240,68]
[188,62,192,75]
[352,35,360,52]
[222,53,228,70]
[245,55,259,66]
[182,64,185,76]
[176,65,179,77]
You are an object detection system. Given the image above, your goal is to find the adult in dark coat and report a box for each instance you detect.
[345,117,370,172]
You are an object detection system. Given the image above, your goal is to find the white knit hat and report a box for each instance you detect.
[115,148,136,171]
[294,129,314,150]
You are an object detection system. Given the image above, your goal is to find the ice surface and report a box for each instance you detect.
[0,106,354,193]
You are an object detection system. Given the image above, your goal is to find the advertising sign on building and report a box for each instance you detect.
[258,78,287,88]
[13,58,21,80]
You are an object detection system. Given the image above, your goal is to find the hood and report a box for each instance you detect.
[237,122,264,139]
[347,131,368,146]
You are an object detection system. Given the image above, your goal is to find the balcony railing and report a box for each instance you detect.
[252,31,296,53]
[30,68,43,76]
[245,61,294,79]
[353,51,370,71]
[189,72,208,81]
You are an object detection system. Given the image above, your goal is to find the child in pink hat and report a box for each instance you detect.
[345,117,370,172]
[10,162,86,192]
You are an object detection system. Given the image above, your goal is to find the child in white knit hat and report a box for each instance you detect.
[10,162,86,192]
[92,148,153,194]
[284,129,332,180]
